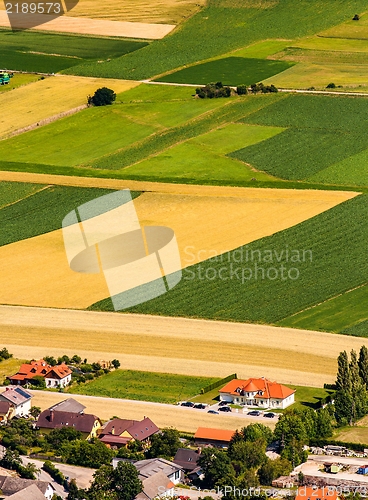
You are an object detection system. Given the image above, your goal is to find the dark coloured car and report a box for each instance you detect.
[218,401,229,406]
[207,409,219,414]
[264,412,275,418]
[247,410,261,416]
[181,401,195,407]
[194,403,206,409]
[218,406,232,413]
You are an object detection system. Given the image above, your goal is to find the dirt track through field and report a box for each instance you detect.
[0,11,175,39]
[1,305,366,386]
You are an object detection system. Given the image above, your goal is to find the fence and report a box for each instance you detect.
[200,373,237,394]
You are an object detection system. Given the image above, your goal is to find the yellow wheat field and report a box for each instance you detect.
[1,305,367,386]
[0,0,205,24]
[26,389,274,432]
[0,188,356,309]
[0,76,139,139]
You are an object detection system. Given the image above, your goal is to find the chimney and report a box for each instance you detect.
[197,447,201,455]
[50,410,54,422]
[111,426,115,435]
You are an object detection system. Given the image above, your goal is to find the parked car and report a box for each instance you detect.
[218,401,229,406]
[181,401,195,407]
[194,403,206,409]
[247,410,261,416]
[218,406,232,413]
[264,412,275,418]
[208,409,219,414]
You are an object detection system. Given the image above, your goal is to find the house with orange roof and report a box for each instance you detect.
[194,427,235,448]
[8,359,72,388]
[219,377,295,409]
[296,487,341,500]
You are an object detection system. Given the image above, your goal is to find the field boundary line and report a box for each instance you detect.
[0,185,51,210]
[276,281,368,324]
[0,104,87,141]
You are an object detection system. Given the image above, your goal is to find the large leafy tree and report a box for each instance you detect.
[148,427,181,460]
[359,345,368,389]
[86,462,142,500]
[198,447,235,488]
[336,350,351,392]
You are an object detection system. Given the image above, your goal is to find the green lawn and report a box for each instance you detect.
[277,285,368,333]
[155,57,293,86]
[0,358,26,384]
[0,29,147,73]
[289,385,334,410]
[64,0,368,80]
[90,195,368,327]
[0,185,139,246]
[69,369,220,404]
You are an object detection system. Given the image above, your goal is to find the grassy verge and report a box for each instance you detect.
[0,358,26,383]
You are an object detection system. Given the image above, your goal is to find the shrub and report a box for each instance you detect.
[326,82,336,88]
[353,14,360,20]
[237,85,248,95]
[89,87,116,106]
[195,82,231,99]
[43,460,66,486]
[0,348,12,361]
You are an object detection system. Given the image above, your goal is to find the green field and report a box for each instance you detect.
[155,57,293,86]
[231,94,368,183]
[277,285,368,333]
[0,184,139,247]
[90,195,368,327]
[64,0,368,80]
[0,29,147,73]
[341,320,368,338]
[68,369,219,404]
[0,181,44,208]
[288,385,334,410]
[0,73,39,93]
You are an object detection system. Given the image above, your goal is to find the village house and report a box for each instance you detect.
[8,359,72,388]
[0,401,15,424]
[48,397,86,414]
[219,377,295,409]
[173,448,203,480]
[36,408,102,439]
[0,475,55,499]
[194,427,235,448]
[113,457,184,485]
[0,387,32,418]
[99,417,159,448]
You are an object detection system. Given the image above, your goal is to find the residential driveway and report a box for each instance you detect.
[22,456,95,491]
[21,457,67,498]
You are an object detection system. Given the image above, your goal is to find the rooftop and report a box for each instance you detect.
[194,427,235,443]
[219,377,295,400]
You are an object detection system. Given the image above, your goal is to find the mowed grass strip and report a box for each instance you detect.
[0,76,139,138]
[155,57,293,86]
[0,73,39,93]
[63,0,368,80]
[231,94,368,181]
[277,285,368,333]
[68,369,219,404]
[91,194,367,326]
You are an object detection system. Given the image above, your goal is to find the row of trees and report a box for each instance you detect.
[335,346,368,425]
[195,81,278,99]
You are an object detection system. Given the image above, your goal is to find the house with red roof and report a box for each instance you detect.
[99,417,159,448]
[194,427,235,448]
[8,359,72,388]
[219,377,295,409]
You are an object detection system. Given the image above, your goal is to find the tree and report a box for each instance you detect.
[353,14,360,20]
[273,412,307,449]
[359,345,368,389]
[61,439,115,468]
[44,356,57,366]
[240,423,273,444]
[86,462,142,500]
[336,350,351,392]
[46,427,83,452]
[258,457,292,485]
[67,478,84,500]
[237,85,248,95]
[229,439,267,472]
[0,347,12,361]
[71,355,82,365]
[111,359,120,369]
[90,87,116,106]
[148,428,181,460]
[198,447,235,488]
[315,408,333,438]
[31,375,46,388]
[326,82,336,89]
[30,406,41,419]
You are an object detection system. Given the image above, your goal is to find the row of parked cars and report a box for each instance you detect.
[179,400,276,417]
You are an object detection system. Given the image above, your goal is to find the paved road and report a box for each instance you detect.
[141,79,368,97]
[21,456,67,498]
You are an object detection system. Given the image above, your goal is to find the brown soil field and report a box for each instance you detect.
[26,389,273,432]
[0,187,356,309]
[0,76,139,139]
[0,0,205,24]
[1,306,366,386]
[0,11,175,38]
